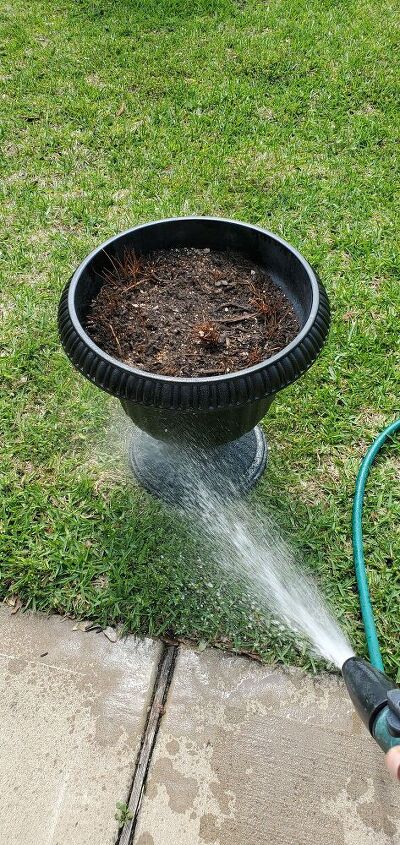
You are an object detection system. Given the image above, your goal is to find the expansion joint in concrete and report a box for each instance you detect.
[117,645,177,845]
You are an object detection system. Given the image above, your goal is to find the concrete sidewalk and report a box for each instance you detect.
[0,609,161,845]
[0,609,399,845]
[135,648,400,845]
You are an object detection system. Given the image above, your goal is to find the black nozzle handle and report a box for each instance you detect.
[342,657,395,734]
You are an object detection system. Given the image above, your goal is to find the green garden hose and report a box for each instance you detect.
[352,418,400,672]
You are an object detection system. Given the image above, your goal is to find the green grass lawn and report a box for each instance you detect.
[1,0,399,674]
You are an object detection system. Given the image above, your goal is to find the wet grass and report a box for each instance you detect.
[1,0,399,674]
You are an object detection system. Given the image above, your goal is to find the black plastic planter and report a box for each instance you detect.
[58,217,330,501]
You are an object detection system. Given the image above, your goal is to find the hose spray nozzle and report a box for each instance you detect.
[342,657,400,752]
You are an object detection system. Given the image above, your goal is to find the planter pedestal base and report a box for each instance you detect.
[129,425,267,505]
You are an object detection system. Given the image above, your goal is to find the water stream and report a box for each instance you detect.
[185,475,354,668]
[148,434,353,668]
[101,414,354,669]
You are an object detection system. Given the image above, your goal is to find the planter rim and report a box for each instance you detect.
[66,215,322,385]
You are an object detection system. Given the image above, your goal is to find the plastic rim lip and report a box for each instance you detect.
[67,215,322,385]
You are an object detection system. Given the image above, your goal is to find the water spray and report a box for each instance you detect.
[342,419,400,756]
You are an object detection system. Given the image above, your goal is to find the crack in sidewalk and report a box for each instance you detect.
[117,645,177,845]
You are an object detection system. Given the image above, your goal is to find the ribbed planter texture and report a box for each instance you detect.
[58,217,330,501]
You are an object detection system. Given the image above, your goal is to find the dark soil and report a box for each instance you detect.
[87,248,299,378]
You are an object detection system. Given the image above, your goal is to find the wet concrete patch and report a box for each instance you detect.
[134,647,400,845]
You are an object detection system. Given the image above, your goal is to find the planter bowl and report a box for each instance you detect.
[58,217,330,500]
